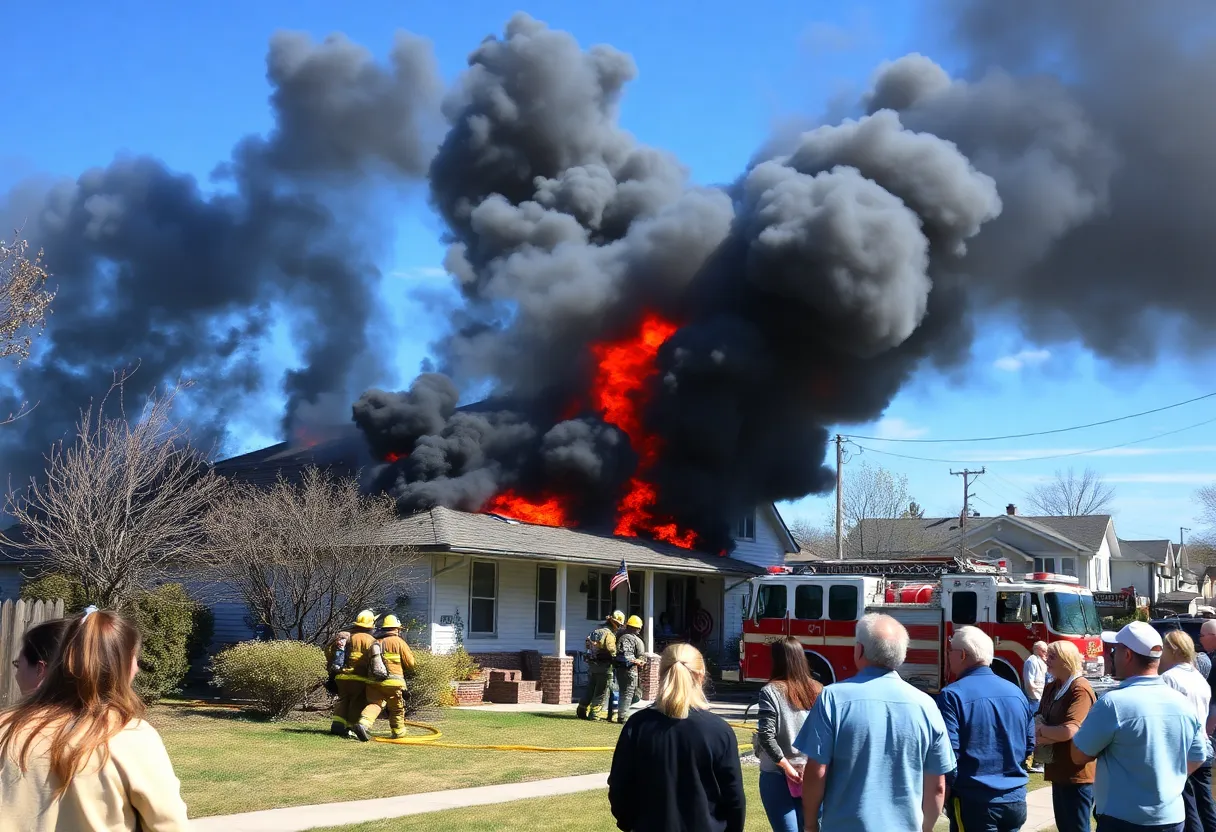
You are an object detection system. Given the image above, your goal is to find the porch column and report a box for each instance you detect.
[644,569,655,655]
[557,562,568,657]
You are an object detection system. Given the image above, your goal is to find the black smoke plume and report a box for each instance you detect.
[9,6,1216,553]
[0,31,442,482]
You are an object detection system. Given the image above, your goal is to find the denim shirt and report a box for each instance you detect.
[938,665,1034,803]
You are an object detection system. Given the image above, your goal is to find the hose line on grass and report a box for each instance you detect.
[166,699,756,753]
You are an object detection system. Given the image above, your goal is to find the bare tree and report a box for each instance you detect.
[1028,467,1115,516]
[843,461,929,556]
[1,234,54,365]
[786,516,835,559]
[203,466,418,644]
[1,375,224,608]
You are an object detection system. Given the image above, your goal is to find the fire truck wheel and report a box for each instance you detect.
[804,652,834,686]
[991,659,1020,688]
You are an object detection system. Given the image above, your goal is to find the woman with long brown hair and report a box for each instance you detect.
[0,608,190,831]
[754,636,823,832]
[12,617,71,696]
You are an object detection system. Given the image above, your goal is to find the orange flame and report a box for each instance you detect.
[591,313,698,549]
[384,452,403,463]
[486,490,572,527]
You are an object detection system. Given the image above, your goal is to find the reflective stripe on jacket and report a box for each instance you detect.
[378,635,416,688]
[335,631,378,683]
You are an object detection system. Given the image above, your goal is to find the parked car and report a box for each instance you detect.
[1149,616,1206,651]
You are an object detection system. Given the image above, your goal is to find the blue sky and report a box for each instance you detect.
[5,0,1214,545]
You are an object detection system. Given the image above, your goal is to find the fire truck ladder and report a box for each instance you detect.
[789,555,1004,579]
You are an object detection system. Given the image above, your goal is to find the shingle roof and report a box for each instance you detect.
[844,514,1113,559]
[377,507,764,576]
[1157,590,1200,604]
[212,429,370,488]
[1116,539,1172,564]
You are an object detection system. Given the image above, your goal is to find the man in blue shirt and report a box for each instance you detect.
[939,625,1035,832]
[1073,621,1209,832]
[796,613,956,832]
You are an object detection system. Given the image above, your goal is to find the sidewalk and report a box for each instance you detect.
[190,773,609,832]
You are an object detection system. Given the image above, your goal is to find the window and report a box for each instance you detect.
[735,512,756,541]
[1061,557,1076,577]
[536,566,557,637]
[1034,557,1057,573]
[586,571,613,621]
[952,591,978,625]
[628,572,643,619]
[794,585,823,620]
[828,585,859,621]
[469,561,498,636]
[997,591,1031,624]
[755,584,787,619]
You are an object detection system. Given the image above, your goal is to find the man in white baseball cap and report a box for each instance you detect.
[1072,621,1208,830]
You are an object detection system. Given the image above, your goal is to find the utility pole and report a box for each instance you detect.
[1181,526,1191,576]
[950,468,985,556]
[835,434,845,560]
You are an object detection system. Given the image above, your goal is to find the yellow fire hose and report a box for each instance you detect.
[167,699,755,753]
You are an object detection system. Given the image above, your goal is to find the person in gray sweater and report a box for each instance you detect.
[753,636,823,832]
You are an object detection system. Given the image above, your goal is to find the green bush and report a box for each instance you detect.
[447,647,481,682]
[404,651,460,719]
[187,605,216,665]
[131,583,198,702]
[211,640,327,720]
[21,572,87,613]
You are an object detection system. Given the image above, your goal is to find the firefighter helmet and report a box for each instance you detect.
[626,615,643,629]
[381,614,402,630]
[609,610,626,625]
[352,610,377,628]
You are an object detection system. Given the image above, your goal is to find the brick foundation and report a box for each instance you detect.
[467,651,523,672]
[453,680,486,706]
[540,655,573,705]
[486,669,544,704]
[639,653,661,701]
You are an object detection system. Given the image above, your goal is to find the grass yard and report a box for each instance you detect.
[150,702,753,818]
[317,770,1047,832]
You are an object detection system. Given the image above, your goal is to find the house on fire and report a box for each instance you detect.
[844,503,1117,592]
[181,430,797,698]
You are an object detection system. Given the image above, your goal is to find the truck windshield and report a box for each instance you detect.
[1045,592,1103,636]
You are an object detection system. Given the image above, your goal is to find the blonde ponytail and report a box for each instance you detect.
[654,642,708,719]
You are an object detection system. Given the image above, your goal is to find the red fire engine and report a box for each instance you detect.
[737,556,1106,694]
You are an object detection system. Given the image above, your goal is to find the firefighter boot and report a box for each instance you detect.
[352,721,371,742]
[586,706,601,721]
[329,718,347,737]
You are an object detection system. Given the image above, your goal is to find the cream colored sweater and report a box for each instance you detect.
[0,718,190,832]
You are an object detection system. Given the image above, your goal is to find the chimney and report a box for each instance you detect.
[1006,504,1017,516]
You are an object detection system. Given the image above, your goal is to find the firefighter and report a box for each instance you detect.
[359,615,416,739]
[612,615,647,724]
[334,610,378,741]
[578,610,624,720]
[324,630,351,732]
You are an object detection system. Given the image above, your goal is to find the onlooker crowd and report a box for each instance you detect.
[1035,640,1096,832]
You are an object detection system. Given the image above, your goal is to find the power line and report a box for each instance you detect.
[848,414,1216,465]
[842,391,1216,443]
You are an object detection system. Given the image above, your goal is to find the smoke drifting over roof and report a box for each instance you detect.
[8,5,1216,550]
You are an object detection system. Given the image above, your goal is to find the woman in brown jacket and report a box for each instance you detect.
[1034,640,1096,832]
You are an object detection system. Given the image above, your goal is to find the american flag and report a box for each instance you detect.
[609,560,630,592]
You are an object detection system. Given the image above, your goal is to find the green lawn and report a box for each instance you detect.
[316,769,1047,832]
[150,702,752,818]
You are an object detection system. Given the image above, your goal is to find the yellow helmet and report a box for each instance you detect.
[381,614,402,629]
[609,610,625,625]
[626,615,643,629]
[352,610,377,629]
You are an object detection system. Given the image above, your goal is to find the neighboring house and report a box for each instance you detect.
[844,504,1114,591]
[1200,566,1216,601]
[1112,539,1183,604]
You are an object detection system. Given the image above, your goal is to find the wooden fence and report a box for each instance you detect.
[0,598,66,707]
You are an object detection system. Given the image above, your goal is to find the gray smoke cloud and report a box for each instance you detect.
[0,30,442,481]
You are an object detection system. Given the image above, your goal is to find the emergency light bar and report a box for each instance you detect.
[1022,572,1081,585]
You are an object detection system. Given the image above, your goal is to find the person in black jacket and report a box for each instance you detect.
[608,642,745,832]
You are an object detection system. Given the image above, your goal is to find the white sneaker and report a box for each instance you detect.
[1029,765,1045,773]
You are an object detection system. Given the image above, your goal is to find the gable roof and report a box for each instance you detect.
[379,507,764,576]
[844,514,1113,559]
[1115,539,1172,564]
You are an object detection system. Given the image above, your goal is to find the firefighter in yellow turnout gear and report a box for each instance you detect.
[612,615,647,724]
[334,610,378,741]
[577,610,623,720]
[360,615,416,739]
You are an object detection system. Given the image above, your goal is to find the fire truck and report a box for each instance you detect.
[736,556,1106,694]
